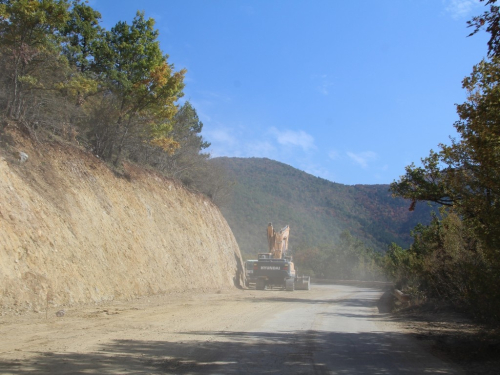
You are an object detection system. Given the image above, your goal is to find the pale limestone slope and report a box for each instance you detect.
[0,134,243,315]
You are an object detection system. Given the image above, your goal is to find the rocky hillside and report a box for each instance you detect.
[0,131,244,315]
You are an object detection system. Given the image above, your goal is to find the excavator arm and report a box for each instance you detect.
[267,223,289,259]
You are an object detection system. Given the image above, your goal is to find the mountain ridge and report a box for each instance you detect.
[213,156,433,257]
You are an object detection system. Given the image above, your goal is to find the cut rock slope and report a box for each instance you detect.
[0,132,244,315]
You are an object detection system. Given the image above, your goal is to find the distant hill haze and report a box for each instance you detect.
[212,157,433,258]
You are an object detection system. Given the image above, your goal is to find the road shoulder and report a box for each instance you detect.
[391,303,500,375]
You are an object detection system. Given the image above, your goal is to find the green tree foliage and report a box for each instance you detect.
[381,212,498,321]
[61,0,102,74]
[0,2,185,162]
[128,101,208,173]
[55,0,101,109]
[127,101,231,206]
[391,58,500,260]
[159,101,211,179]
[88,11,185,164]
[0,0,70,120]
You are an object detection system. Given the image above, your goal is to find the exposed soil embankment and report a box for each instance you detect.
[0,131,244,315]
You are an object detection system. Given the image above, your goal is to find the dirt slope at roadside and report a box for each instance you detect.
[0,130,244,315]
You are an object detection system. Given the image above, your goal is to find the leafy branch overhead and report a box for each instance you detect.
[468,0,500,57]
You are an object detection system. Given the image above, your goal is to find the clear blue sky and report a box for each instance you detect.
[92,0,489,185]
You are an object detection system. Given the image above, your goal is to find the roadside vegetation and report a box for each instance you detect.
[383,0,500,323]
[0,0,230,205]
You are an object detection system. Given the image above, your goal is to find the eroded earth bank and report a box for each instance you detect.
[0,131,244,315]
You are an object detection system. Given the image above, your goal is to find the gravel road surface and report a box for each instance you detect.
[0,283,464,374]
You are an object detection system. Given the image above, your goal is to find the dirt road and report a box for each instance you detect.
[0,284,463,374]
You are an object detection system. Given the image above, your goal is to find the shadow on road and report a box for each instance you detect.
[0,329,458,374]
[248,296,340,305]
[248,293,386,321]
[247,292,380,307]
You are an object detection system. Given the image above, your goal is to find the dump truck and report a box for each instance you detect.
[252,223,310,291]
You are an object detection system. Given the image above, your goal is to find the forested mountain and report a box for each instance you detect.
[213,157,434,258]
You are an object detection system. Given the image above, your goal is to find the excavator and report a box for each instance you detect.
[252,223,310,291]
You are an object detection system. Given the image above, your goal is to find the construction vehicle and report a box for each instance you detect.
[252,223,310,291]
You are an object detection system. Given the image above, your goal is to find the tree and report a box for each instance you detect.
[161,101,210,177]
[391,58,500,261]
[126,101,234,206]
[61,0,102,74]
[386,1,500,321]
[0,0,70,119]
[89,11,185,164]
